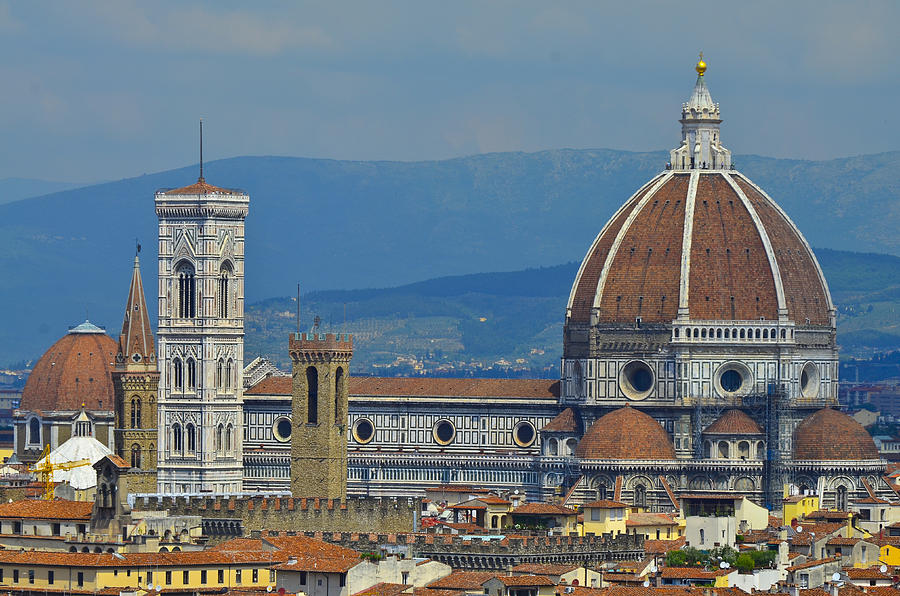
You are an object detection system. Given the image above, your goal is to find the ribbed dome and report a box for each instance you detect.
[792,408,880,461]
[575,406,675,460]
[20,323,117,414]
[703,409,763,435]
[567,171,833,327]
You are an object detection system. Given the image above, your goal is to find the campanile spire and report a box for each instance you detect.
[670,54,732,171]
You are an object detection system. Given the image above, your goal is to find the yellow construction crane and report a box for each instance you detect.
[30,445,91,500]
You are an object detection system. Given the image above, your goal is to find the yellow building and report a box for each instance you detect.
[581,500,627,536]
[783,493,820,525]
[510,502,578,534]
[447,496,512,530]
[625,512,683,541]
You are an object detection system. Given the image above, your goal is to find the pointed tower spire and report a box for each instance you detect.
[670,54,732,171]
[117,252,156,367]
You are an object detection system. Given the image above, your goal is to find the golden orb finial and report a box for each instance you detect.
[695,52,706,76]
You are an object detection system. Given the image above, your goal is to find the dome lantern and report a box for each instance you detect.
[670,54,732,171]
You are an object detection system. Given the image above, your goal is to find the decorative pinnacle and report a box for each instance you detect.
[695,52,706,77]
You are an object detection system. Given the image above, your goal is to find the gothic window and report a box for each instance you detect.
[718,441,730,459]
[176,262,196,319]
[131,397,141,428]
[216,424,224,453]
[634,484,647,508]
[172,424,183,454]
[173,358,183,391]
[836,485,848,511]
[216,359,224,390]
[28,418,40,445]
[226,424,234,453]
[186,423,196,453]
[225,359,233,391]
[738,441,750,459]
[186,358,196,390]
[131,444,141,468]
[334,367,344,424]
[218,266,231,319]
[306,366,318,424]
[596,484,608,501]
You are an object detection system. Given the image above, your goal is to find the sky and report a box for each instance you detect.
[1,0,899,183]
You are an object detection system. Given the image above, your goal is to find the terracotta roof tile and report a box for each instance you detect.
[626,513,678,527]
[786,556,840,572]
[428,571,496,590]
[575,407,675,460]
[246,376,559,399]
[491,575,556,587]
[542,408,578,433]
[793,408,880,461]
[512,503,577,516]
[702,410,763,435]
[352,583,412,596]
[583,500,628,509]
[0,499,93,520]
[660,568,728,579]
[643,537,686,554]
[163,178,241,196]
[511,563,579,575]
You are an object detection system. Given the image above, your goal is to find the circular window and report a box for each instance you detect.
[619,360,655,400]
[800,362,820,398]
[512,421,536,448]
[273,417,292,442]
[432,420,456,446]
[352,418,375,444]
[715,362,753,397]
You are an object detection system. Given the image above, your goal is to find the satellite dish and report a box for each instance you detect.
[156,586,162,592]
[720,562,727,569]
[832,572,842,582]
[881,565,889,574]
[267,587,273,593]
[650,565,658,573]
[796,526,803,533]
[643,581,650,587]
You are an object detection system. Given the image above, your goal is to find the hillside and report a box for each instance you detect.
[3,149,900,364]
[244,249,900,376]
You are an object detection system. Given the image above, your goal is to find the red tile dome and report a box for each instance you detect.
[792,408,880,461]
[575,406,675,460]
[566,171,833,327]
[20,322,117,414]
[703,409,763,435]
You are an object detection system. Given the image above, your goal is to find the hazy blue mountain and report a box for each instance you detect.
[2,149,900,365]
[0,177,83,205]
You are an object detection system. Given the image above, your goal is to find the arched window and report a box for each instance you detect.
[216,424,224,453]
[186,358,196,390]
[634,484,647,508]
[131,444,141,468]
[703,440,712,459]
[130,397,142,428]
[757,441,765,460]
[186,423,196,453]
[836,485,848,511]
[173,358,183,391]
[176,262,196,318]
[334,367,345,424]
[28,417,41,445]
[596,484,607,501]
[225,424,233,453]
[172,424,183,454]
[216,359,224,390]
[225,359,233,391]
[718,441,730,459]
[548,438,558,456]
[218,266,231,319]
[738,441,750,459]
[306,366,318,424]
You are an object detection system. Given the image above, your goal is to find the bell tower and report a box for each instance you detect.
[112,253,159,476]
[289,333,353,498]
[155,165,249,494]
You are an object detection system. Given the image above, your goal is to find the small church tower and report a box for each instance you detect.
[112,253,159,484]
[289,333,353,498]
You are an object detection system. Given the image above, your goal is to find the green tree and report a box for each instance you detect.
[735,554,754,574]
[666,550,688,567]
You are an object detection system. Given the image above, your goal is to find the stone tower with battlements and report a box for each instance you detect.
[289,332,353,498]
[112,254,159,478]
[155,176,249,494]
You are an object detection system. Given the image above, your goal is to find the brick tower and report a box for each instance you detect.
[112,253,159,484]
[289,332,353,498]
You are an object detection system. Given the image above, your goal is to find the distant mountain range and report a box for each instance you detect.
[3,149,900,365]
[0,177,83,205]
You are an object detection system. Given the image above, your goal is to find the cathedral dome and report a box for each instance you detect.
[20,321,117,414]
[792,408,880,461]
[575,406,675,460]
[703,409,763,435]
[566,66,833,329]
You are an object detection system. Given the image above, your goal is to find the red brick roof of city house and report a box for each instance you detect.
[511,563,579,575]
[0,499,93,521]
[245,376,559,399]
[582,499,628,509]
[512,503,577,516]
[786,556,841,572]
[826,537,861,546]
[352,583,413,596]
[643,537,686,555]
[659,568,729,579]
[843,566,892,580]
[542,408,578,432]
[427,571,497,590]
[413,589,466,596]
[488,575,556,587]
[625,513,678,527]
